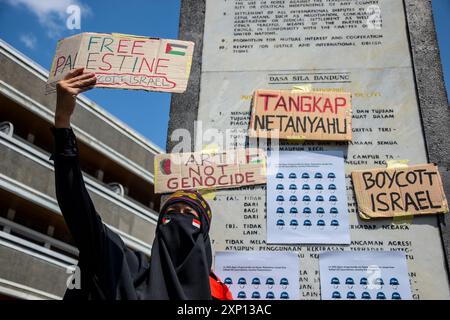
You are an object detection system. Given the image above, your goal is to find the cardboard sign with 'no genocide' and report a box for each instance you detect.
[249,89,352,141]
[352,164,449,219]
[46,32,194,94]
[154,149,266,194]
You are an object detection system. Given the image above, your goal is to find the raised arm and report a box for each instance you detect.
[51,69,121,272]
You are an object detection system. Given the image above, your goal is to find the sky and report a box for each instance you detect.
[0,0,449,151]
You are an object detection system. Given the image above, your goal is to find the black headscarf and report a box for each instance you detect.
[145,190,213,300]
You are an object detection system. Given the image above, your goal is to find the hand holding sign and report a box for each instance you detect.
[55,67,96,128]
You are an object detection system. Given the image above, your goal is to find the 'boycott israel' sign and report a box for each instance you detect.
[154,149,266,194]
[249,89,352,141]
[46,32,194,94]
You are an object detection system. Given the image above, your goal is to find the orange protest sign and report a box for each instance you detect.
[46,32,194,94]
[249,89,352,141]
[154,148,266,194]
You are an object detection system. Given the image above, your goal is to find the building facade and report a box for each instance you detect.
[0,39,161,299]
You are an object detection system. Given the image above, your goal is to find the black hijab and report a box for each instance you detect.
[145,190,213,300]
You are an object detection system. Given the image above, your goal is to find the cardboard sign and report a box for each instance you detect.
[352,164,449,219]
[249,89,352,141]
[46,32,194,94]
[154,148,266,194]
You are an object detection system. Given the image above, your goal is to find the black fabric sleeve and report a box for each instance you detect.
[50,127,125,276]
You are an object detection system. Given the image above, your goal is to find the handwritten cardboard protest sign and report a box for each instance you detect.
[248,89,352,141]
[154,148,266,194]
[46,32,194,94]
[352,164,449,219]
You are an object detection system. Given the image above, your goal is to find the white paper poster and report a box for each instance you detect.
[214,251,299,300]
[267,151,350,244]
[319,251,412,300]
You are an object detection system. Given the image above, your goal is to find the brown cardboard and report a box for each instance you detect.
[46,32,194,94]
[248,89,352,141]
[154,148,266,194]
[352,164,449,219]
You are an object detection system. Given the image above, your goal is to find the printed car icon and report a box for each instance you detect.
[361,292,371,299]
[276,195,284,202]
[328,172,336,179]
[251,291,261,299]
[303,207,312,214]
[290,207,298,214]
[276,219,285,227]
[277,207,285,214]
[290,195,298,202]
[314,172,323,179]
[224,277,233,285]
[360,277,368,286]
[330,207,339,214]
[252,278,261,286]
[265,291,275,299]
[237,291,246,299]
[317,220,326,227]
[315,184,324,190]
[316,207,325,214]
[329,195,338,202]
[331,220,339,227]
[302,184,310,190]
[280,278,289,286]
[276,173,284,179]
[328,184,337,190]
[316,195,324,202]
[302,195,311,202]
[391,292,401,300]
[301,173,310,179]
[376,292,386,300]
[347,291,356,299]
[276,184,284,190]
[289,173,297,179]
[303,220,312,226]
[331,277,340,285]
[332,291,341,299]
[289,184,297,190]
[345,277,355,285]
[374,278,384,286]
[266,278,275,286]
[390,278,399,286]
[280,292,289,299]
[290,219,299,227]
[238,277,247,285]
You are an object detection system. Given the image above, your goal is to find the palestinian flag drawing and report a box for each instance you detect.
[165,42,188,56]
[192,219,201,229]
[160,158,171,175]
[162,217,171,225]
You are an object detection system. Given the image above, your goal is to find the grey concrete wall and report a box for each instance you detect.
[0,143,156,244]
